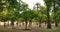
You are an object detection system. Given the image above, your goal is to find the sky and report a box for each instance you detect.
[21,0,45,9]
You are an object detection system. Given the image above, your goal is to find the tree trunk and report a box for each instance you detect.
[25,18,27,29]
[47,9,51,29]
[55,21,58,27]
[11,21,14,29]
[54,15,58,27]
[26,21,27,29]
[39,20,41,27]
[45,21,46,26]
[29,19,32,27]
[4,22,6,28]
[8,21,9,26]
[16,21,18,27]
[53,1,58,27]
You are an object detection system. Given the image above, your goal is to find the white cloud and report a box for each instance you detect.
[22,0,45,9]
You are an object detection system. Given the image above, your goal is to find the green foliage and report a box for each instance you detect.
[44,0,52,9]
[56,8,60,22]
[21,10,38,21]
[0,0,60,25]
[57,0,60,7]
[0,0,7,12]
[50,12,54,23]
[7,0,18,9]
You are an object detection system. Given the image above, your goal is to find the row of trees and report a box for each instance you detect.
[0,0,39,29]
[0,0,60,29]
[44,0,60,29]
